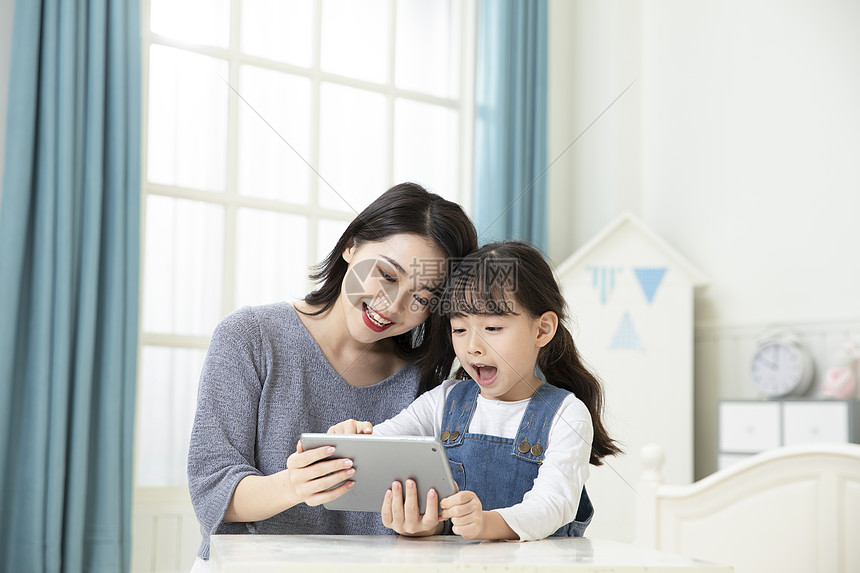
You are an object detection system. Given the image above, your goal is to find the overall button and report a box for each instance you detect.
[518,440,531,453]
[531,444,543,456]
[441,431,450,441]
[450,431,460,441]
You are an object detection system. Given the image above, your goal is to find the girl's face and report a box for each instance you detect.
[339,233,446,344]
[450,303,557,401]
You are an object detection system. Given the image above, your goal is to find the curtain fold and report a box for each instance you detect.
[0,1,141,571]
[473,0,548,250]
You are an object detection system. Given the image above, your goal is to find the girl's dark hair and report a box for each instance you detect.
[444,240,621,466]
[302,182,478,393]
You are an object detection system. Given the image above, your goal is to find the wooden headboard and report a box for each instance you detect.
[634,443,860,573]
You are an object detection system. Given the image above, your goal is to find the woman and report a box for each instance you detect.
[187,182,477,567]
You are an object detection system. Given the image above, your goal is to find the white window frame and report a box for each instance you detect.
[133,3,475,563]
[138,0,475,355]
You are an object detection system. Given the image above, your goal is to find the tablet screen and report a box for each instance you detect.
[299,434,457,513]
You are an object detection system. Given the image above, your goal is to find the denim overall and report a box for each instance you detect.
[440,380,594,537]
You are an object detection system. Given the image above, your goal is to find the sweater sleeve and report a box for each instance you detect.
[493,395,593,541]
[187,308,267,542]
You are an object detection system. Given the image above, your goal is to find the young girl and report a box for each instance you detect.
[187,182,477,569]
[330,240,620,541]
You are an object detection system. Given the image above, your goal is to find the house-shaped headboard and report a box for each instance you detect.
[555,212,708,541]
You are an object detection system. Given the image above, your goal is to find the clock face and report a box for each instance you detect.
[750,341,806,397]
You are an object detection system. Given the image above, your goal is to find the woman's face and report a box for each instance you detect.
[339,233,447,344]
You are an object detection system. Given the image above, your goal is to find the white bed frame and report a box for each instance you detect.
[635,443,860,573]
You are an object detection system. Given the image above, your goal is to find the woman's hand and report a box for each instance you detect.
[381,479,444,536]
[284,440,356,507]
[224,441,356,522]
[328,419,373,434]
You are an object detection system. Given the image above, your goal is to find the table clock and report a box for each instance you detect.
[750,333,814,398]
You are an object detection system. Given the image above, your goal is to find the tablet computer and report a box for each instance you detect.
[299,433,457,514]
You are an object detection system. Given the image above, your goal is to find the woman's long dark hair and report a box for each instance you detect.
[302,182,478,392]
[444,240,621,466]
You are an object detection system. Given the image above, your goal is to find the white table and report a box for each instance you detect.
[209,534,733,572]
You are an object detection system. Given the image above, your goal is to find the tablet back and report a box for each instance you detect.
[299,434,457,514]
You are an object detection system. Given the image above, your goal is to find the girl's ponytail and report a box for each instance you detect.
[538,321,621,465]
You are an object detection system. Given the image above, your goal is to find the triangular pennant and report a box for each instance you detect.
[610,312,642,350]
[588,266,622,306]
[634,267,667,304]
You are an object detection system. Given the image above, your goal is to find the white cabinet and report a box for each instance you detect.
[718,400,860,470]
[782,402,851,445]
[719,402,781,453]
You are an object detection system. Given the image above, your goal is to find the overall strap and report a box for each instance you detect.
[439,380,480,447]
[512,383,570,462]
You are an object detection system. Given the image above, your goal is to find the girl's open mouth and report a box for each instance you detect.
[473,364,498,385]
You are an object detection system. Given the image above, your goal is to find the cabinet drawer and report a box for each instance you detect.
[719,402,780,452]
[783,402,849,445]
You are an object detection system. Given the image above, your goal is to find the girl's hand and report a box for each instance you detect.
[285,441,356,507]
[327,419,373,434]
[381,479,444,536]
[440,490,484,540]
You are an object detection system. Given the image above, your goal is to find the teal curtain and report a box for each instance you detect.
[0,0,141,571]
[473,0,548,250]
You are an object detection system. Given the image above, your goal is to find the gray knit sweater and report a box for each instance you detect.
[187,302,421,558]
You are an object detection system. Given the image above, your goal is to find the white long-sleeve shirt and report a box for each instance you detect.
[374,379,593,541]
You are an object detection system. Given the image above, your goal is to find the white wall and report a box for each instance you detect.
[547,0,642,268]
[548,0,860,536]
[640,0,860,328]
[550,0,860,322]
[0,0,15,205]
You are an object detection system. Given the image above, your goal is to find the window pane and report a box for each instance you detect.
[316,218,350,266]
[143,196,224,335]
[318,83,388,213]
[147,46,228,192]
[135,346,207,487]
[240,0,313,66]
[393,99,458,202]
[238,66,312,204]
[320,0,389,83]
[395,0,460,99]
[235,209,309,308]
[150,0,230,48]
